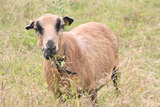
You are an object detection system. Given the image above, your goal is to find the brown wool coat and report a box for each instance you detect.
[44,22,118,96]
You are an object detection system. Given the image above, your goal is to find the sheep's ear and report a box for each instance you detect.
[63,16,74,26]
[25,21,35,30]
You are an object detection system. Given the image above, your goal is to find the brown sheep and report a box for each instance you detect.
[26,14,119,103]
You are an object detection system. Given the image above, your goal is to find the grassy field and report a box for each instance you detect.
[0,0,160,106]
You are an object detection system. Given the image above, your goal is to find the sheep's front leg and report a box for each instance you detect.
[44,60,61,98]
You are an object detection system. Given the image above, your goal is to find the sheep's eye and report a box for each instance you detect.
[61,25,64,29]
[55,18,64,32]
[36,21,44,35]
[35,28,38,32]
[55,18,61,32]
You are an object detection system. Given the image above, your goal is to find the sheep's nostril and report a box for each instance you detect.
[45,46,57,55]
[52,46,56,50]
[47,46,56,51]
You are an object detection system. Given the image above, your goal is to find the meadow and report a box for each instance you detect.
[0,0,160,106]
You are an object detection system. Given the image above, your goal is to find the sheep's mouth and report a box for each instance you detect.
[43,49,57,60]
[43,54,54,60]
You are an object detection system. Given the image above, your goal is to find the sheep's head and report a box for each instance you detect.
[26,14,74,60]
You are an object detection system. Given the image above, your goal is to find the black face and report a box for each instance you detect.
[35,21,44,35]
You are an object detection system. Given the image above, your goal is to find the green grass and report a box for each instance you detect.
[0,0,160,106]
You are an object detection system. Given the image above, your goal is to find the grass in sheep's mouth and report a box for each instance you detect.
[0,0,160,106]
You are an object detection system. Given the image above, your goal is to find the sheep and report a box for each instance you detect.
[26,14,119,103]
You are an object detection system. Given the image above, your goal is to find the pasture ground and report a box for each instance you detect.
[0,0,160,106]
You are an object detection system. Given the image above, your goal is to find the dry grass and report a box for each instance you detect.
[0,0,160,106]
